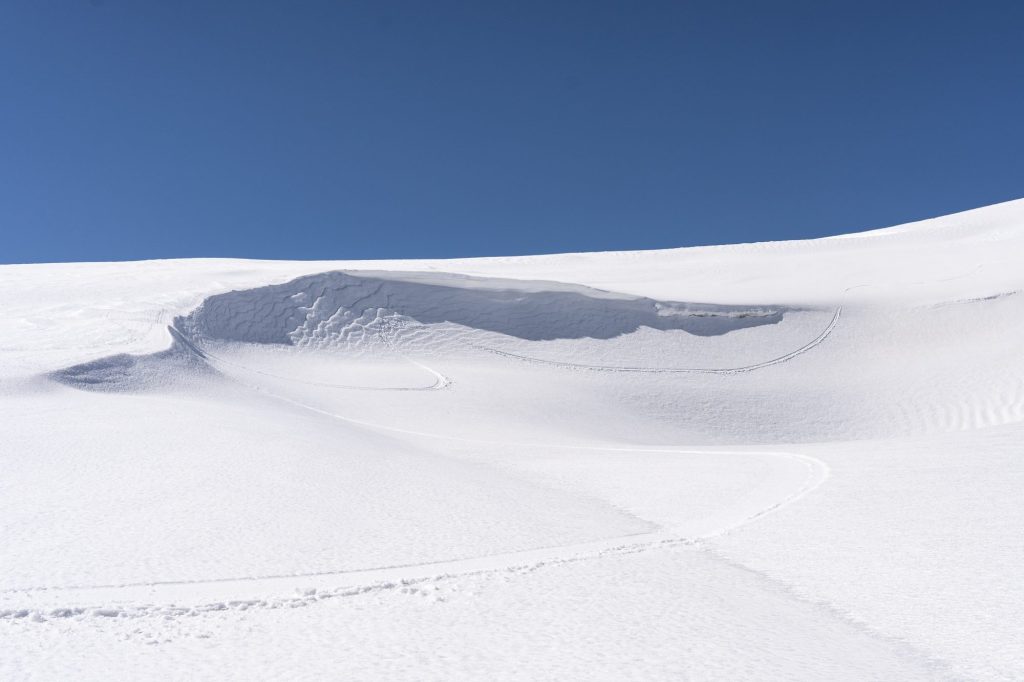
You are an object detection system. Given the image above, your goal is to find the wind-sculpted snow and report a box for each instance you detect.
[7,199,1024,680]
[176,270,784,349]
[52,270,792,391]
[48,267,1024,444]
[48,328,212,392]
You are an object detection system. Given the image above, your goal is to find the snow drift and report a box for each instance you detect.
[6,198,1024,680]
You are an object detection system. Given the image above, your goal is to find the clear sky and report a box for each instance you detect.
[2,1,1023,263]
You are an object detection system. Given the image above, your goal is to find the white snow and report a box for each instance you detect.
[3,198,1024,680]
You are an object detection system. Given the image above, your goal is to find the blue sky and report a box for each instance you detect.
[2,1,1023,263]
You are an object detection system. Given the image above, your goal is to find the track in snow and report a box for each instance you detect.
[475,305,842,374]
[170,324,452,391]
[11,277,839,619]
[0,382,828,621]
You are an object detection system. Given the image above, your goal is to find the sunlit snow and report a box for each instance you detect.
[3,199,1024,680]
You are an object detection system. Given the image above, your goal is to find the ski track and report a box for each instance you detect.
[1,293,840,622]
[200,346,450,392]
[474,305,842,374]
[0,386,829,622]
[170,324,452,391]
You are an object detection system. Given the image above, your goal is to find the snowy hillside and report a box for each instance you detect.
[3,199,1024,680]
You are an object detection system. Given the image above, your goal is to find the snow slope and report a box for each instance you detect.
[3,199,1024,680]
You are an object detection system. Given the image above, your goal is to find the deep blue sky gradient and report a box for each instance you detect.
[2,1,1023,263]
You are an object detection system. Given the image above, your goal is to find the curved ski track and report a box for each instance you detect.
[475,305,842,374]
[3,300,842,620]
[0,389,829,621]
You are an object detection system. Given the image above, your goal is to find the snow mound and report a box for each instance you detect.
[175,270,785,350]
[49,271,792,390]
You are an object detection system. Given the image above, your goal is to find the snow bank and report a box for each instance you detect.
[176,270,784,349]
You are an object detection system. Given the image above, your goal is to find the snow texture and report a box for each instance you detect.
[3,198,1024,680]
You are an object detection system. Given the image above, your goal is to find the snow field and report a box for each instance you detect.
[3,198,1024,679]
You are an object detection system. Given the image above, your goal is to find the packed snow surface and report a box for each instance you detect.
[3,199,1024,680]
